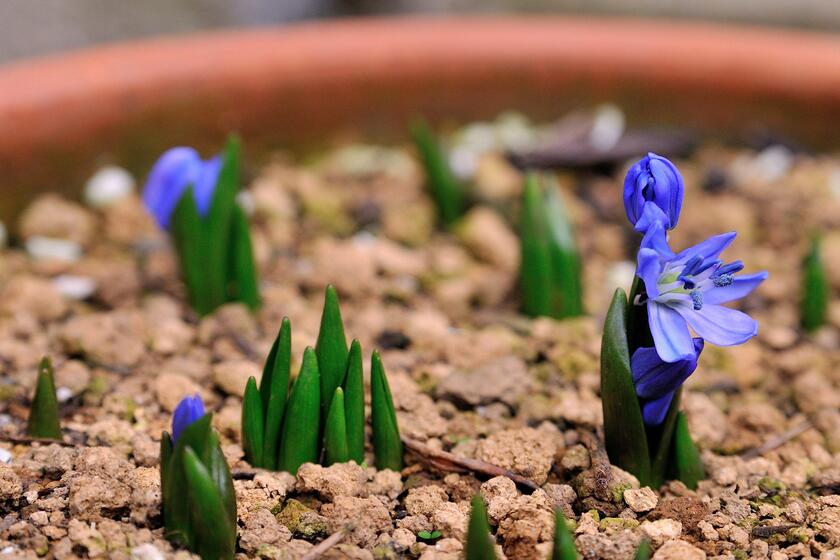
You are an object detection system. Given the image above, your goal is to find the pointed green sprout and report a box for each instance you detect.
[160,414,236,559]
[801,235,828,332]
[672,412,705,490]
[277,347,321,474]
[634,539,651,560]
[324,388,349,465]
[316,285,349,427]
[261,317,291,469]
[26,357,61,439]
[552,509,578,560]
[169,135,259,316]
[410,116,466,226]
[241,377,264,468]
[465,495,497,560]
[343,339,366,463]
[371,351,403,471]
[520,174,584,319]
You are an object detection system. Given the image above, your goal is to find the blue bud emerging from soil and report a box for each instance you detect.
[172,394,205,443]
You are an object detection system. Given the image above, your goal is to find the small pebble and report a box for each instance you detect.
[589,103,625,152]
[236,191,255,216]
[624,487,658,513]
[56,387,74,403]
[84,165,135,208]
[0,449,11,464]
[25,236,82,262]
[130,544,165,560]
[52,275,97,300]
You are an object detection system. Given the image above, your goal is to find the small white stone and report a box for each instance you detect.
[25,236,82,262]
[84,165,135,208]
[130,544,165,560]
[607,261,637,292]
[56,387,74,403]
[449,146,481,180]
[236,191,255,216]
[0,448,11,464]
[0,546,18,555]
[52,275,97,300]
[589,103,625,152]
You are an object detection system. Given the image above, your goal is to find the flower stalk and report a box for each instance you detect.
[161,396,236,559]
[601,153,765,488]
[143,135,259,316]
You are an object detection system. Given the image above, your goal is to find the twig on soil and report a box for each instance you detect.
[400,436,540,492]
[579,430,613,499]
[300,525,353,560]
[740,420,812,460]
[751,524,798,538]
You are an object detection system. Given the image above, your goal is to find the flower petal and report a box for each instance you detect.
[172,394,205,443]
[704,271,768,304]
[675,302,759,346]
[640,221,676,260]
[641,391,675,426]
[142,147,201,229]
[631,338,703,399]
[676,231,737,262]
[648,301,695,362]
[192,156,223,217]
[633,201,669,234]
[637,248,662,299]
[648,153,684,229]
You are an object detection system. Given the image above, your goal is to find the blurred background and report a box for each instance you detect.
[2,0,840,64]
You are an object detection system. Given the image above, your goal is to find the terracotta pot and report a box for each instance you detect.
[2,16,840,224]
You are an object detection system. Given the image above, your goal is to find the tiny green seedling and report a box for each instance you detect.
[416,530,442,543]
[410,117,467,227]
[26,357,61,440]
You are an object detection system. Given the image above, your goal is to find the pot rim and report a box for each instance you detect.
[2,15,840,223]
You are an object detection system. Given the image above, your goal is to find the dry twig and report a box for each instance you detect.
[740,420,812,460]
[300,525,353,560]
[400,436,540,492]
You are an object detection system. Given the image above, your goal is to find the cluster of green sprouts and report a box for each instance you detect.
[411,118,584,320]
[241,285,403,474]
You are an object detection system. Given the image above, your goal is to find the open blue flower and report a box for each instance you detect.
[142,147,222,229]
[636,222,767,363]
[172,394,205,443]
[624,153,684,233]
[632,338,703,425]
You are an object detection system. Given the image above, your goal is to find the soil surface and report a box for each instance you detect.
[1,129,840,559]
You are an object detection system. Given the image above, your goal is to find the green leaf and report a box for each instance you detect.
[520,174,552,317]
[634,539,651,560]
[277,347,321,474]
[802,235,828,332]
[227,204,260,310]
[26,357,61,439]
[206,433,237,527]
[241,376,265,467]
[324,388,349,465]
[160,431,173,494]
[673,412,705,490]
[342,339,366,464]
[171,188,215,315]
[409,117,465,226]
[465,495,497,560]
[600,289,651,486]
[261,317,291,471]
[182,447,236,560]
[370,351,403,471]
[545,186,584,319]
[316,285,349,427]
[649,388,683,488]
[552,509,578,560]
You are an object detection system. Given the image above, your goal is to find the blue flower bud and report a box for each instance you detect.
[142,147,222,229]
[172,394,205,443]
[623,152,684,233]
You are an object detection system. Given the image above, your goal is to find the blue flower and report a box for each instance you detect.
[142,147,222,229]
[636,222,767,363]
[624,153,684,233]
[172,394,205,443]
[632,338,703,425]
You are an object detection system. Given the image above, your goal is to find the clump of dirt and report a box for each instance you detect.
[0,133,838,559]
